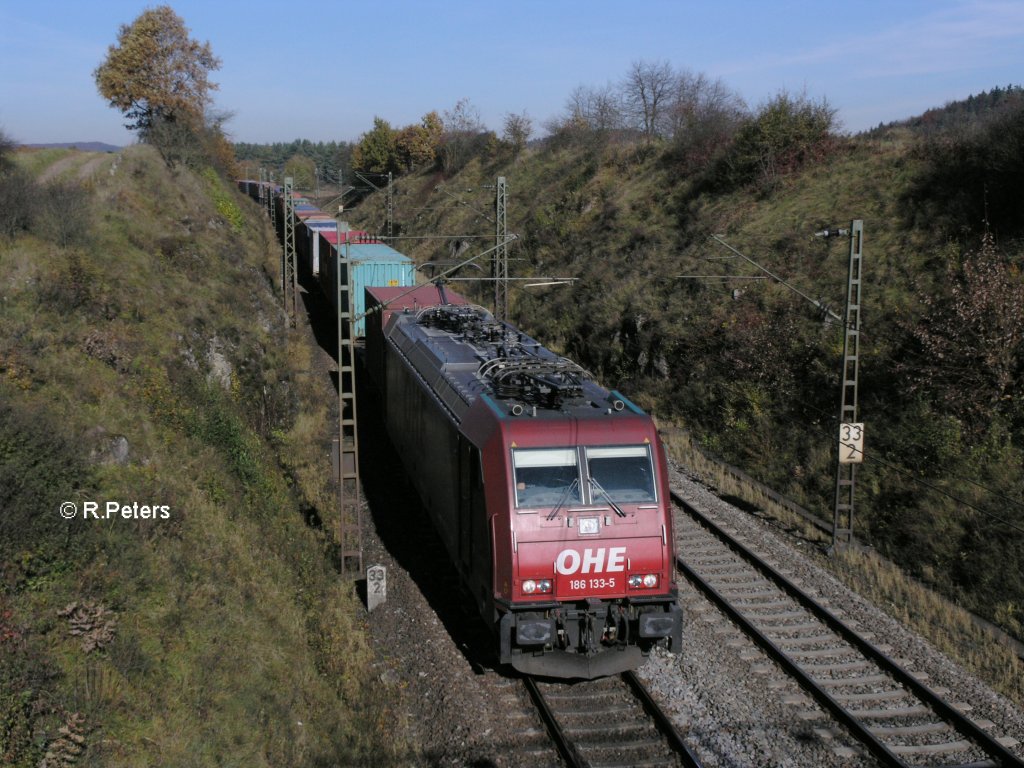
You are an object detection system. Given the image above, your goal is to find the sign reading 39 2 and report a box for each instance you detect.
[839,423,865,464]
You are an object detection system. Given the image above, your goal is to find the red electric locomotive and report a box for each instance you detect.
[365,283,681,678]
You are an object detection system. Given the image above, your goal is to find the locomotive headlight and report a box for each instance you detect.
[628,573,659,589]
[578,517,600,535]
[521,579,552,595]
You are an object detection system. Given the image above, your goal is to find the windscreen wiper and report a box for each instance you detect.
[589,477,626,517]
[546,477,579,521]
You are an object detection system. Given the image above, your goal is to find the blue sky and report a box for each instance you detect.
[1,0,1023,146]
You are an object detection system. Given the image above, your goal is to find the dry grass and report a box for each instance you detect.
[832,547,1024,704]
[661,424,829,545]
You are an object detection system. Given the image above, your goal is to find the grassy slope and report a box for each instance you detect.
[350,137,925,370]
[1,147,405,766]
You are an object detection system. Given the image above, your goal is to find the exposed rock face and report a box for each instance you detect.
[84,426,130,465]
[108,435,130,465]
[206,336,233,391]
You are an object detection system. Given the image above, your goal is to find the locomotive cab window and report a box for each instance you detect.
[513,448,581,508]
[585,446,656,503]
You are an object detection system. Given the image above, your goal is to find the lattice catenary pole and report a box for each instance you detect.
[494,176,508,323]
[334,221,363,577]
[832,220,864,550]
[386,171,394,240]
[282,177,298,321]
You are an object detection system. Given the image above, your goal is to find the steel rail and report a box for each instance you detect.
[621,671,705,768]
[676,553,905,767]
[672,490,1024,768]
[523,672,705,768]
[522,676,585,768]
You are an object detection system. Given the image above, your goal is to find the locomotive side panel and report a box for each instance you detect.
[383,331,468,572]
[456,434,494,616]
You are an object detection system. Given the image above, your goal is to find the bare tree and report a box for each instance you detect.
[662,71,747,168]
[444,97,484,134]
[660,70,705,138]
[440,98,486,174]
[502,111,533,156]
[547,61,745,160]
[622,59,675,140]
[565,83,623,132]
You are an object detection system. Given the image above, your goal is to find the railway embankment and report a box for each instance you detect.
[0,145,405,766]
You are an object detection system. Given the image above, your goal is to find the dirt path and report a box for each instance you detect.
[37,151,116,183]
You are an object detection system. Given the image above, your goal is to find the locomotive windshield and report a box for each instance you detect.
[585,446,656,503]
[513,445,656,507]
[513,448,581,507]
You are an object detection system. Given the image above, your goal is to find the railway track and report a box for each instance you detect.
[672,489,1024,768]
[522,671,702,768]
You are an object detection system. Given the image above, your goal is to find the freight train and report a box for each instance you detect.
[238,180,682,678]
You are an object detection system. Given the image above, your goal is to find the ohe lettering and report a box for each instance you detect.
[555,547,626,575]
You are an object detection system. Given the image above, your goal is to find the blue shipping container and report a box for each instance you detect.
[317,241,416,336]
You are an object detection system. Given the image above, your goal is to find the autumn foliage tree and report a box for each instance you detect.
[351,117,398,174]
[395,111,443,171]
[94,6,223,166]
[901,232,1024,429]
